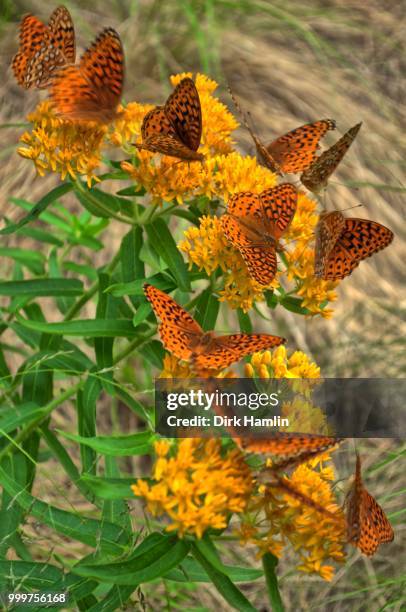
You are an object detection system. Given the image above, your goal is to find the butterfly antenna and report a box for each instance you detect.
[227,85,260,142]
[338,203,364,213]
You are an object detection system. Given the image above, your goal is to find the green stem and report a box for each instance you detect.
[0,381,83,462]
[74,180,137,226]
[64,249,121,321]
[113,329,156,365]
[262,553,284,612]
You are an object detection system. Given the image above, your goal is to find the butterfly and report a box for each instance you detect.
[301,122,362,193]
[12,6,75,90]
[229,89,335,174]
[221,184,297,285]
[144,283,285,370]
[50,27,124,123]
[314,211,394,280]
[135,78,204,161]
[345,453,394,556]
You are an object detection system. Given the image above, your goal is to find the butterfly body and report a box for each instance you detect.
[345,454,394,556]
[50,27,124,123]
[301,122,362,193]
[13,7,75,90]
[314,211,393,280]
[221,184,297,285]
[144,283,285,371]
[136,78,204,161]
[228,91,336,175]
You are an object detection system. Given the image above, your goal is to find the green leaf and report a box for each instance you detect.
[194,288,219,331]
[0,467,131,555]
[115,386,153,427]
[41,426,96,504]
[262,553,284,612]
[164,556,263,583]
[16,226,64,246]
[74,534,190,585]
[0,247,45,275]
[0,278,83,297]
[140,340,164,369]
[2,184,73,235]
[80,475,136,500]
[57,431,155,456]
[74,181,132,218]
[279,295,310,315]
[0,561,64,589]
[16,317,138,337]
[145,218,191,291]
[0,402,46,434]
[191,541,257,612]
[0,454,28,559]
[77,374,101,476]
[87,585,136,611]
[95,273,121,394]
[107,275,175,297]
[102,456,132,534]
[133,302,152,328]
[237,309,252,333]
[120,227,145,307]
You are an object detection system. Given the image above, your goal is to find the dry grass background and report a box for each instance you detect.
[0,1,405,610]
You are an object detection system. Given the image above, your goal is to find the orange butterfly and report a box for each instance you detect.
[239,433,342,461]
[314,211,394,280]
[50,27,124,123]
[221,184,297,285]
[144,283,285,370]
[345,453,394,556]
[229,89,335,174]
[135,78,204,161]
[12,6,75,90]
[301,122,362,193]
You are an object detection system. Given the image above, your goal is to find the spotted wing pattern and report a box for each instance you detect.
[12,7,75,89]
[12,6,75,89]
[193,333,286,370]
[314,212,394,280]
[241,434,341,460]
[51,27,124,123]
[144,283,203,360]
[346,454,394,556]
[301,123,362,193]
[266,119,336,173]
[136,78,204,161]
[222,184,297,285]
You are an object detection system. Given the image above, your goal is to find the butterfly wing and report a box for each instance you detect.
[221,214,278,285]
[144,283,203,361]
[267,119,336,173]
[346,454,394,556]
[12,14,49,87]
[137,134,204,161]
[194,333,285,370]
[321,217,394,280]
[25,7,76,89]
[357,490,394,555]
[51,28,124,122]
[301,122,362,193]
[140,107,177,140]
[314,211,346,278]
[260,183,298,240]
[164,77,202,152]
[47,6,75,62]
[241,434,341,458]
